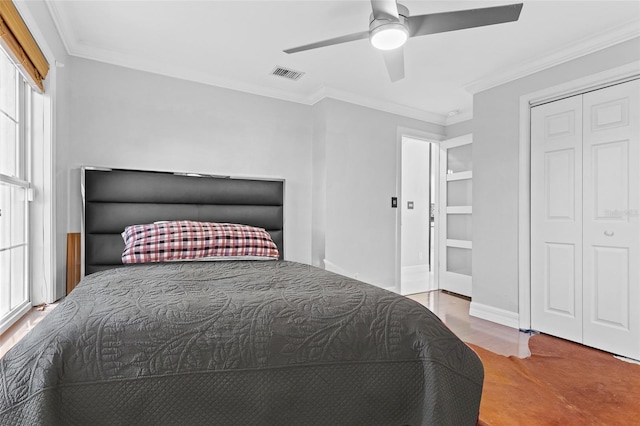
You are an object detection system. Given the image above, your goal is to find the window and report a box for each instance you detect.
[0,47,31,335]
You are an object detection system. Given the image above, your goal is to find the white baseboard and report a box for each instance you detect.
[401,264,431,295]
[324,258,399,293]
[323,259,350,277]
[469,301,520,329]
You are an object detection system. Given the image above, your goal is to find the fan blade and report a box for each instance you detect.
[408,3,523,38]
[382,47,404,82]
[284,31,370,54]
[371,0,399,21]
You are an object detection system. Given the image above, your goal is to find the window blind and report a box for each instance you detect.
[0,0,48,92]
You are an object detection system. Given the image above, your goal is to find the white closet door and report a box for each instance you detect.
[582,80,640,359]
[531,95,583,343]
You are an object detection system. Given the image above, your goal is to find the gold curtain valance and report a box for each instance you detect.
[0,0,49,92]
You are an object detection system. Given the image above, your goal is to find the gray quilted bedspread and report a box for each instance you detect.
[0,261,483,425]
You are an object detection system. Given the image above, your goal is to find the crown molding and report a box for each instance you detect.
[66,39,318,107]
[68,41,448,125]
[465,19,640,94]
[45,0,75,57]
[445,110,473,126]
[309,86,448,125]
[306,86,327,105]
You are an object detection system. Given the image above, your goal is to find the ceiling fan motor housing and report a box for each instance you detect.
[369,4,410,50]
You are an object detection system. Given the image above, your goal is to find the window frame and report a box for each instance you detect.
[0,53,32,336]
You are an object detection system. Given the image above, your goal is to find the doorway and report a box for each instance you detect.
[398,132,474,297]
[400,137,437,295]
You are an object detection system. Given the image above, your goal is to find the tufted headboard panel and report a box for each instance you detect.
[82,168,284,275]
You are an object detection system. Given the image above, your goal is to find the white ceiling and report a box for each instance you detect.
[46,0,640,124]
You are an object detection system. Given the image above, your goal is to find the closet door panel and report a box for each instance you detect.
[531,95,583,342]
[583,79,640,360]
[592,141,628,219]
[591,246,629,329]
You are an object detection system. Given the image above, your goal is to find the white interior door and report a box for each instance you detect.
[438,134,472,297]
[531,95,583,343]
[582,79,640,359]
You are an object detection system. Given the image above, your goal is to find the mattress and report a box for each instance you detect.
[0,261,483,425]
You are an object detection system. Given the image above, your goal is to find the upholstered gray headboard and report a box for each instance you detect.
[82,168,284,275]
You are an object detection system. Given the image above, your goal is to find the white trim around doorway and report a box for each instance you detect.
[518,61,640,331]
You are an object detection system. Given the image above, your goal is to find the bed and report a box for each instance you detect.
[0,168,483,425]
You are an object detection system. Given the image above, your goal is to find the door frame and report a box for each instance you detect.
[517,62,640,331]
[395,126,444,295]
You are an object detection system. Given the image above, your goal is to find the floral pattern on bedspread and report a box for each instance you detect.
[0,261,483,425]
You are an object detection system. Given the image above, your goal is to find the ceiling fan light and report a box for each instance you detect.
[370,23,409,50]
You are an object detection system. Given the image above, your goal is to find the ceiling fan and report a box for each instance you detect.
[284,0,523,82]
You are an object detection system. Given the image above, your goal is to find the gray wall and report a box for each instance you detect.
[311,101,327,269]
[61,58,445,291]
[318,98,444,289]
[63,57,314,265]
[473,38,640,314]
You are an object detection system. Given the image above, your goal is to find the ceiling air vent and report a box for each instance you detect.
[271,66,305,81]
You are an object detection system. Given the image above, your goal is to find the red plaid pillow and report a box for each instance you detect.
[121,221,280,264]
